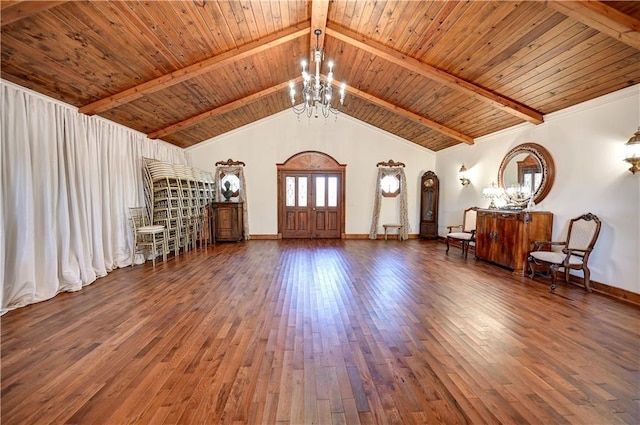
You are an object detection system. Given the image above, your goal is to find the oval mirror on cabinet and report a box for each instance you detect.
[498,143,555,207]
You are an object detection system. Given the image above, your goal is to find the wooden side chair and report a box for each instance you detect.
[446,207,477,257]
[528,213,601,292]
[129,207,168,267]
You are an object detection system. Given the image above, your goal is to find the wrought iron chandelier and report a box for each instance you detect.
[289,29,346,119]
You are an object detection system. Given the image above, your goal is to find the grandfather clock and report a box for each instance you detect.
[420,171,439,239]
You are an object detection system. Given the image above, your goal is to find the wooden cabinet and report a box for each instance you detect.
[419,171,439,239]
[213,202,244,242]
[475,209,552,275]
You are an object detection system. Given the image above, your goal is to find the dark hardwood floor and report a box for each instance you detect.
[2,240,639,425]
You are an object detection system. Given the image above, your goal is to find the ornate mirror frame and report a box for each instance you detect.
[498,142,555,207]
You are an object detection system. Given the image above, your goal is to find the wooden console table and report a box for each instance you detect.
[475,209,552,275]
[212,202,244,242]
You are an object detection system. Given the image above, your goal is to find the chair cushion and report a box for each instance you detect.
[138,225,166,234]
[530,251,583,265]
[447,232,473,241]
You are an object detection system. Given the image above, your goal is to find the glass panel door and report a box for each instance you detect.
[311,173,341,238]
[282,174,311,238]
[281,171,342,239]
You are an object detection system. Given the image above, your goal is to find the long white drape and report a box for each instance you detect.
[369,167,410,240]
[1,82,187,314]
[215,165,250,240]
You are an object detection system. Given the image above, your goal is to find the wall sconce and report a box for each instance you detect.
[624,127,640,174]
[458,164,470,186]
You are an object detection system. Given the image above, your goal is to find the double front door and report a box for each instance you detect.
[281,173,342,238]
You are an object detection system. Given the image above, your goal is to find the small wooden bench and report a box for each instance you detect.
[383,224,403,240]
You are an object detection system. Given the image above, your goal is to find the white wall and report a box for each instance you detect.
[186,110,436,235]
[436,84,640,294]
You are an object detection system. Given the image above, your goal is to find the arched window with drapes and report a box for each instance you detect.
[369,160,410,240]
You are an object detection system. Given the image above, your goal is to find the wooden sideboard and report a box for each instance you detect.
[212,202,244,242]
[475,209,553,275]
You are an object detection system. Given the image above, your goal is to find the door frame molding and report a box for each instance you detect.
[276,151,346,239]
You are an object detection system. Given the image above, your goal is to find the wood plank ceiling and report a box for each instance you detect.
[2,1,639,151]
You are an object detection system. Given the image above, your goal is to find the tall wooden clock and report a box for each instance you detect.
[420,171,439,239]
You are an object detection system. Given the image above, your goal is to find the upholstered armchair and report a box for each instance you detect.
[446,207,477,257]
[528,213,601,292]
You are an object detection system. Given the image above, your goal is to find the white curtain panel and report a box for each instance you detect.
[1,82,187,314]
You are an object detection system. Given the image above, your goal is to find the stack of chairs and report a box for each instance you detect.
[144,159,182,255]
[142,158,216,257]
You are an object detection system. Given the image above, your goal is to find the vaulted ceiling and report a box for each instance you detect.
[2,1,639,151]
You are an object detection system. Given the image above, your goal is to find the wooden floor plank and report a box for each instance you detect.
[2,239,639,424]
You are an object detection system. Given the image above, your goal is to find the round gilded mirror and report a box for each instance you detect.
[498,143,555,207]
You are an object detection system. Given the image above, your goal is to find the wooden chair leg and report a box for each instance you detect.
[446,237,450,253]
[583,267,593,292]
[163,230,168,263]
[550,264,560,290]
[151,234,157,267]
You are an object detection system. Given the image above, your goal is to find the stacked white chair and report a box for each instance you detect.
[129,206,167,266]
[145,159,181,255]
[172,164,194,252]
[141,159,216,257]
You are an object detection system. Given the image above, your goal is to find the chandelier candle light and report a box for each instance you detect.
[505,184,531,204]
[482,182,505,209]
[289,29,346,119]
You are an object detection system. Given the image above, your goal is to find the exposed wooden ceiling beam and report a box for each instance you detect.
[546,1,640,51]
[326,24,544,125]
[345,84,474,145]
[1,1,68,26]
[147,79,300,140]
[310,0,330,55]
[151,73,474,145]
[80,22,310,116]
